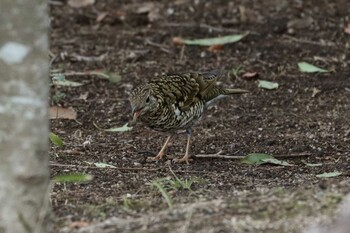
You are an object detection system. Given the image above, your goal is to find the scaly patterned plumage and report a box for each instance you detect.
[129,70,248,164]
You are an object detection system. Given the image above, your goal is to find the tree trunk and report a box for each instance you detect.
[0,1,50,233]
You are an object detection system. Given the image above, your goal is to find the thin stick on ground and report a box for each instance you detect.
[145,38,173,54]
[194,151,311,159]
[51,70,110,79]
[49,163,165,172]
[282,35,336,47]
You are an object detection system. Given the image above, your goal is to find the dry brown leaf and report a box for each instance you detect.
[287,16,313,29]
[96,12,108,22]
[207,44,224,52]
[49,106,77,120]
[134,2,155,14]
[242,72,258,79]
[78,92,89,100]
[312,87,321,98]
[69,221,90,228]
[68,0,95,8]
[344,23,350,35]
[130,2,162,22]
[148,7,161,22]
[172,37,185,45]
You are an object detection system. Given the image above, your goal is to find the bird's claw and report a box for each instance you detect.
[146,153,164,162]
[172,156,192,164]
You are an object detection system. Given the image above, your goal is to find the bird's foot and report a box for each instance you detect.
[147,152,165,162]
[172,155,192,164]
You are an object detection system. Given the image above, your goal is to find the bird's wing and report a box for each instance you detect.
[150,71,220,110]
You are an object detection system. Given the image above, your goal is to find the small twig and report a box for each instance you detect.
[50,163,164,172]
[172,170,211,174]
[145,39,172,54]
[162,22,243,33]
[179,45,185,62]
[168,163,177,177]
[49,51,58,67]
[276,153,312,158]
[194,151,311,159]
[282,35,336,47]
[70,52,108,62]
[51,70,110,79]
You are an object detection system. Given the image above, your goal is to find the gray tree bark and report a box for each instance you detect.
[0,1,50,233]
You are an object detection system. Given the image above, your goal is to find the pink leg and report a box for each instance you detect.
[173,133,191,164]
[147,136,172,161]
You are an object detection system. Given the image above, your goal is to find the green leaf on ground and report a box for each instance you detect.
[94,122,133,132]
[106,72,122,83]
[258,80,279,90]
[242,153,292,166]
[261,158,294,166]
[52,73,83,87]
[94,162,116,168]
[53,173,93,183]
[298,62,328,73]
[174,32,248,46]
[316,172,342,178]
[49,132,63,147]
[241,153,274,165]
[302,161,323,167]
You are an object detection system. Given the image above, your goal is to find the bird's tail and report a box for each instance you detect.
[204,87,248,105]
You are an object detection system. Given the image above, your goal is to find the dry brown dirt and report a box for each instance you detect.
[49,1,350,232]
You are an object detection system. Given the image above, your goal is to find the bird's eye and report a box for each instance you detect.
[145,96,150,103]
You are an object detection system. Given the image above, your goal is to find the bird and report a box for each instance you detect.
[129,70,248,164]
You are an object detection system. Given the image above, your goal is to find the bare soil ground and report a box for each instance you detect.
[49,1,350,232]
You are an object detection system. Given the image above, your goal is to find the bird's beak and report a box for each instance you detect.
[130,107,141,126]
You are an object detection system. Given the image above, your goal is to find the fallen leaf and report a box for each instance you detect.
[104,123,133,132]
[53,79,83,87]
[261,158,293,166]
[134,2,155,14]
[287,16,313,29]
[298,62,328,73]
[70,53,107,62]
[302,161,322,167]
[311,87,321,98]
[207,44,224,52]
[106,72,122,83]
[96,12,108,22]
[52,74,83,87]
[242,72,258,79]
[69,221,90,229]
[172,37,185,46]
[258,80,279,90]
[172,33,248,46]
[316,172,342,178]
[78,92,89,100]
[94,162,116,168]
[53,173,93,183]
[241,153,273,165]
[131,2,162,22]
[344,22,350,35]
[49,106,77,120]
[242,153,292,166]
[49,132,63,147]
[94,122,133,132]
[68,0,95,8]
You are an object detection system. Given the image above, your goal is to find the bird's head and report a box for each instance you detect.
[129,85,156,125]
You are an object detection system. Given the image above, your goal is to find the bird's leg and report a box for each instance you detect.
[147,135,172,161]
[173,128,192,164]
